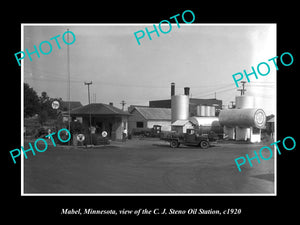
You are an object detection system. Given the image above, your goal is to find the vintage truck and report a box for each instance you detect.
[160,128,218,149]
[130,125,162,138]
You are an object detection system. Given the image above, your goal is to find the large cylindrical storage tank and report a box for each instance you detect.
[189,116,222,137]
[205,106,211,117]
[171,95,189,123]
[196,105,206,117]
[189,116,219,126]
[210,106,216,116]
[196,106,201,116]
[219,108,266,129]
[236,127,251,141]
[236,96,255,109]
[224,126,235,139]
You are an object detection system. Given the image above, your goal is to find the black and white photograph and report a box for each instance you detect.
[22,24,276,195]
[5,5,298,221]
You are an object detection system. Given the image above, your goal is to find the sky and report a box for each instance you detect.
[23,24,276,115]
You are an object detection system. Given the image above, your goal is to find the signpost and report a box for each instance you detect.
[51,100,60,109]
[77,134,85,142]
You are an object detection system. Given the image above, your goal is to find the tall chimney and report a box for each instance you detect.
[171,82,175,96]
[184,87,190,96]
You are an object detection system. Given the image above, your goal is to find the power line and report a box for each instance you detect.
[25,76,237,92]
[67,28,71,144]
[195,86,236,98]
[84,81,93,145]
[191,83,233,96]
[237,81,246,96]
[120,100,126,110]
[84,81,93,104]
[25,70,236,90]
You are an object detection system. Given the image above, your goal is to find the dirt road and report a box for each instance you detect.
[24,138,274,194]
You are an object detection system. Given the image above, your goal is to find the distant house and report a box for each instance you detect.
[265,114,275,138]
[61,101,83,122]
[70,103,130,141]
[128,106,171,133]
[171,120,194,134]
[61,101,82,111]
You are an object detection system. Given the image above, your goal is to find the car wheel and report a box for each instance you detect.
[170,140,179,148]
[200,140,209,149]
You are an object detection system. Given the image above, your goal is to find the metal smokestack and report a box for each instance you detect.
[184,87,190,96]
[171,82,175,96]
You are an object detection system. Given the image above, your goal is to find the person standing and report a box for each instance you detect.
[122,128,127,142]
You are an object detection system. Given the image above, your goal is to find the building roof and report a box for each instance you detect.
[133,107,171,120]
[70,103,130,116]
[128,105,149,113]
[266,114,275,122]
[172,120,191,126]
[61,101,82,111]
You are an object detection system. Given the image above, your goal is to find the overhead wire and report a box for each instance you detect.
[25,65,239,90]
[25,71,237,91]
[25,66,274,104]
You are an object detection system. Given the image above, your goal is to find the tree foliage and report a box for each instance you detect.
[24,83,63,125]
[24,83,40,117]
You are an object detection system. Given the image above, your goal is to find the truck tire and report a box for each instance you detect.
[170,140,179,148]
[200,140,209,149]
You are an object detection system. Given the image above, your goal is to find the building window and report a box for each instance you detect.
[136,122,144,128]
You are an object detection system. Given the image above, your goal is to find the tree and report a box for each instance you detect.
[38,110,48,126]
[24,83,40,118]
[40,92,49,105]
[39,91,60,121]
[24,84,63,125]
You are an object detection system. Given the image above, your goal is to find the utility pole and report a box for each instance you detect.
[92,93,96,103]
[84,81,93,145]
[84,81,93,104]
[67,28,71,145]
[120,100,126,111]
[237,81,247,96]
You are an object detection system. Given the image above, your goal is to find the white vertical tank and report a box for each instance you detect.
[236,96,255,109]
[171,95,189,123]
[196,105,201,116]
[205,106,211,117]
[210,106,216,116]
[196,105,206,117]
